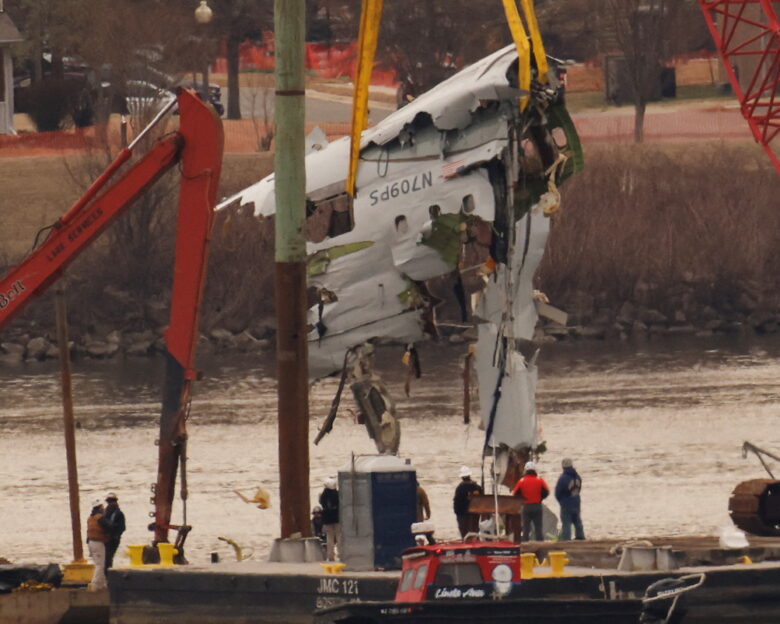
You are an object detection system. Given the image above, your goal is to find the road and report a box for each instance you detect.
[238,86,395,125]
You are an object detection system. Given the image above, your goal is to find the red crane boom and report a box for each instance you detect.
[697,0,780,175]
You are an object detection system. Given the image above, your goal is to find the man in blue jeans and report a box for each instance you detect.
[555,458,585,541]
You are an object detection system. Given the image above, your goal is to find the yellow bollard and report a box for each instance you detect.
[319,562,346,575]
[125,545,146,567]
[548,551,569,577]
[520,553,537,579]
[157,543,179,567]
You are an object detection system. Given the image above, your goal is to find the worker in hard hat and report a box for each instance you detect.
[98,492,126,572]
[453,466,482,539]
[319,477,340,561]
[511,461,550,542]
[85,499,108,590]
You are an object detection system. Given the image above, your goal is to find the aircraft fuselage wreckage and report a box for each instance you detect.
[219,44,583,474]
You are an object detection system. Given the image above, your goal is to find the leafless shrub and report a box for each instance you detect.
[538,142,780,314]
[59,122,179,332]
[201,203,275,333]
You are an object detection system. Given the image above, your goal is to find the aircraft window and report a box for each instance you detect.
[395,215,409,234]
[429,205,441,218]
[413,563,429,590]
[434,563,483,586]
[461,195,475,214]
[399,568,415,593]
[304,193,354,243]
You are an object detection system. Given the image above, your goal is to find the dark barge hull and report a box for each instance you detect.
[108,560,780,624]
[314,598,642,624]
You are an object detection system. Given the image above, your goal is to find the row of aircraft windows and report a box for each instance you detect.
[304,194,477,243]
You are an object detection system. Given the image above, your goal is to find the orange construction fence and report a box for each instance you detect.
[0,107,753,160]
[212,39,399,87]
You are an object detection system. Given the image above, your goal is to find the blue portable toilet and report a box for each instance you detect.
[339,455,416,571]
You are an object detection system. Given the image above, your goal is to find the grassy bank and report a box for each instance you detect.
[538,142,780,324]
[1,142,779,351]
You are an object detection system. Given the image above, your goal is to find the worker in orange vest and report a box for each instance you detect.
[511,461,550,542]
[86,499,109,590]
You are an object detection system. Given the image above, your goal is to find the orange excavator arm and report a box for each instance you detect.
[0,87,224,546]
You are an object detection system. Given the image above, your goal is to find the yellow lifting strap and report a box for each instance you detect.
[501,0,532,111]
[347,0,384,197]
[347,0,549,191]
[520,0,549,84]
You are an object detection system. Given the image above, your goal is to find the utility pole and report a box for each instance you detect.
[274,0,311,538]
[55,288,83,562]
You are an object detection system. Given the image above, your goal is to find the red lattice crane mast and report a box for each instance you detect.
[697,1,780,175]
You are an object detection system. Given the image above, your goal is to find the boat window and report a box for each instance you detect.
[399,568,415,593]
[461,195,475,214]
[434,563,483,586]
[304,193,354,243]
[413,563,429,590]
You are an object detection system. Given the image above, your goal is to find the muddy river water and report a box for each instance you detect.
[2,335,780,565]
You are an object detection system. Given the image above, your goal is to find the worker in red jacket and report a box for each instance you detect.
[511,461,550,541]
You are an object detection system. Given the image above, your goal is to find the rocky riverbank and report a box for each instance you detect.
[4,284,780,365]
[533,281,780,343]
[0,319,277,366]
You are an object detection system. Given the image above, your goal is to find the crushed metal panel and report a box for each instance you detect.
[361,45,524,147]
[473,206,550,339]
[218,43,583,459]
[476,324,538,450]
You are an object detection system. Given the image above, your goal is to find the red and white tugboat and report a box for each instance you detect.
[313,535,647,624]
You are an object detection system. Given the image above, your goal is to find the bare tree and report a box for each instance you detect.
[600,0,687,142]
[377,0,508,102]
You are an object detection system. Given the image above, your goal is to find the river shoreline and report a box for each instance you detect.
[4,284,780,365]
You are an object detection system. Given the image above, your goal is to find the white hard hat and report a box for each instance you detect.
[325,477,337,490]
[459,465,471,478]
[524,461,536,472]
[91,499,102,508]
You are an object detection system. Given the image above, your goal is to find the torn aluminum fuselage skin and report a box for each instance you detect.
[221,44,582,460]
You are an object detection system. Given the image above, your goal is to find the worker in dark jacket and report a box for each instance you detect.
[512,461,550,541]
[555,458,585,540]
[99,492,126,571]
[319,477,340,561]
[453,466,483,538]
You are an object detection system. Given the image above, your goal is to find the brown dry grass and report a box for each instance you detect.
[0,152,276,336]
[0,153,273,261]
[538,141,780,316]
[3,142,779,338]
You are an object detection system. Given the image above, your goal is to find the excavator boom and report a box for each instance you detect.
[0,137,179,328]
[0,87,224,547]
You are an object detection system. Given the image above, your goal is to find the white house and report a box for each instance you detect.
[0,4,22,135]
